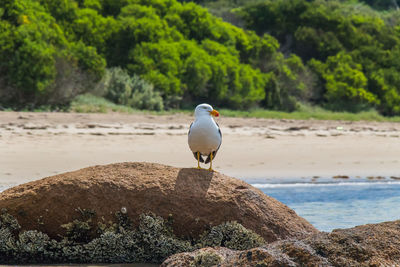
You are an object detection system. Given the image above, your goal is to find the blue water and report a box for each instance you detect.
[251,179,400,232]
[0,183,16,193]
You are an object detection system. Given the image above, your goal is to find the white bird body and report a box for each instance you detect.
[188,103,222,170]
[188,115,221,155]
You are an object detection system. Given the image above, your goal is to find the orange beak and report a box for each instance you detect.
[210,109,219,117]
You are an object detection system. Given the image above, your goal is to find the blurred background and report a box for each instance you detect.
[1,0,400,118]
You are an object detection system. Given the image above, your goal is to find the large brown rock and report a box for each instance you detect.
[0,162,317,241]
[163,220,400,266]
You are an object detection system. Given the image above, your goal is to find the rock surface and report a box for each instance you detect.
[0,162,317,241]
[163,220,400,266]
[162,245,328,267]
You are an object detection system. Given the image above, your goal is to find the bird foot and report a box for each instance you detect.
[208,168,215,172]
[196,166,204,170]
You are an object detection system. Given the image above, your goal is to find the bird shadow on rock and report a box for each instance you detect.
[174,168,214,198]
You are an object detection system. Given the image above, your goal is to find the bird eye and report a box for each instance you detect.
[203,107,208,109]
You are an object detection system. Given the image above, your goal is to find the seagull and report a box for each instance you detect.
[188,103,222,171]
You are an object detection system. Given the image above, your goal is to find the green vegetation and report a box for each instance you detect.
[102,67,164,110]
[220,106,400,121]
[70,94,191,115]
[1,0,301,111]
[2,0,400,119]
[0,0,105,107]
[70,94,138,113]
[0,209,265,264]
[359,0,399,10]
[236,0,400,115]
[69,94,400,121]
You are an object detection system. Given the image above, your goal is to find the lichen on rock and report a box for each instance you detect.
[61,208,95,244]
[0,211,187,263]
[198,221,265,250]
[191,250,224,267]
[0,210,265,264]
[163,220,400,266]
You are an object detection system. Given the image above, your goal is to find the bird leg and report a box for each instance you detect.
[208,152,214,172]
[197,152,202,169]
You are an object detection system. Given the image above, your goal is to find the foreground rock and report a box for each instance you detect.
[163,220,400,266]
[0,162,317,241]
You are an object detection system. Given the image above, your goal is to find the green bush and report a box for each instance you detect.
[102,68,164,111]
[238,0,400,114]
[103,67,133,104]
[69,94,136,113]
[0,0,105,108]
[309,52,378,112]
[262,53,316,112]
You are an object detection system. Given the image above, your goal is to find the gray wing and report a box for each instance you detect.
[205,123,222,164]
[188,122,193,135]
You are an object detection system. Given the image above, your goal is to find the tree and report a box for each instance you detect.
[310,52,378,111]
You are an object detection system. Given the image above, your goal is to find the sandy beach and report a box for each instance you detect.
[1,111,400,184]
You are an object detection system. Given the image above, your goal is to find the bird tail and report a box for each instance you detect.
[193,152,204,163]
[205,151,218,164]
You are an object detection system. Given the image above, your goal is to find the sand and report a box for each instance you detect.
[1,111,400,185]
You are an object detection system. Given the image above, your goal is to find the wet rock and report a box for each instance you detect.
[332,175,349,179]
[162,242,328,267]
[22,124,48,130]
[163,220,400,266]
[366,176,386,180]
[285,126,309,131]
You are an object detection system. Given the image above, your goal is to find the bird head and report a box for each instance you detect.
[194,103,219,118]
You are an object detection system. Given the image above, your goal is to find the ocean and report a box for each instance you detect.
[249,177,400,232]
[1,178,400,232]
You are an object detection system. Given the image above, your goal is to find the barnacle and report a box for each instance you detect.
[121,207,127,214]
